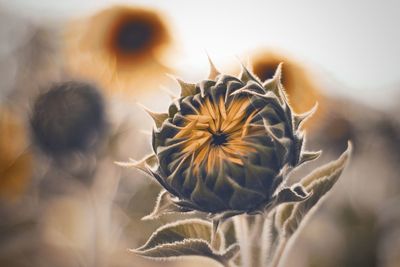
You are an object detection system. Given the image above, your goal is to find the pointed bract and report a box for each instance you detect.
[263,119,289,162]
[160,85,178,100]
[293,102,319,130]
[177,78,197,97]
[262,62,287,103]
[239,63,258,83]
[245,56,253,72]
[273,62,283,82]
[299,150,322,165]
[207,55,220,80]
[115,154,157,175]
[146,110,168,128]
[142,190,192,220]
[137,103,168,128]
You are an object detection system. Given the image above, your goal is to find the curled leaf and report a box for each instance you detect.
[133,239,239,266]
[133,219,239,266]
[298,150,322,165]
[283,142,352,236]
[221,243,241,262]
[142,190,192,220]
[262,142,352,267]
[275,185,311,204]
[301,142,352,188]
[136,219,224,252]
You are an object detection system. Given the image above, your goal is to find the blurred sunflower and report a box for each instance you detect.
[0,107,32,202]
[249,51,325,128]
[30,81,106,158]
[64,5,173,97]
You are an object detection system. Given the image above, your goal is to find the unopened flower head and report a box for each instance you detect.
[124,60,320,217]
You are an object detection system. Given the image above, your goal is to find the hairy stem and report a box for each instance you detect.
[250,215,265,267]
[270,237,288,267]
[233,215,251,267]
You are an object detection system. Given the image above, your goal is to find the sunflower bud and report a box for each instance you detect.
[123,60,320,218]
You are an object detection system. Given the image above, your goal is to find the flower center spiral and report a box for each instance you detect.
[210,131,228,146]
[173,96,261,173]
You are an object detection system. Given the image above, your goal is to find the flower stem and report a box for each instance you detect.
[270,238,288,267]
[233,215,251,267]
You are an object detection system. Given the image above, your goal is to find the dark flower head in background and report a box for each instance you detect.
[105,6,170,65]
[30,81,106,157]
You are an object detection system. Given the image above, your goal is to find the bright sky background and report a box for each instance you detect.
[2,0,400,106]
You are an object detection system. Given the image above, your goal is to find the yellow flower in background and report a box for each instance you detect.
[250,51,324,128]
[0,107,32,202]
[64,5,173,97]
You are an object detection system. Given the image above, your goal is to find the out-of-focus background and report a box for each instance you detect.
[0,1,399,267]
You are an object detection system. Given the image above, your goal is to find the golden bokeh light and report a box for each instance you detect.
[0,107,32,202]
[250,51,325,128]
